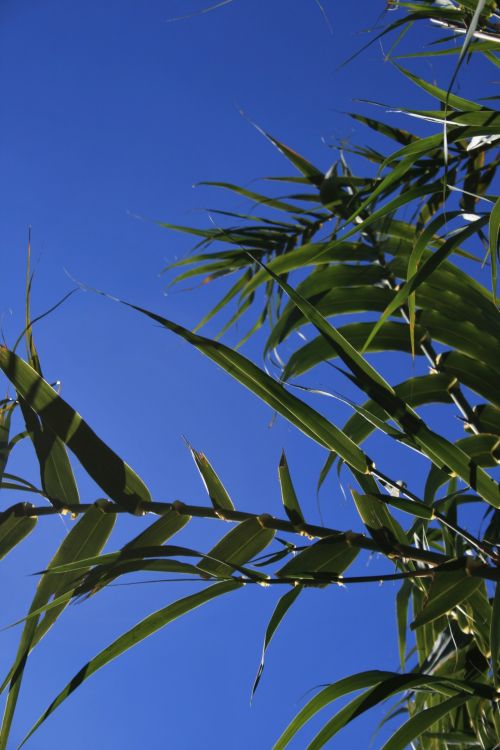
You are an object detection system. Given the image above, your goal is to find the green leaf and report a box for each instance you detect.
[350,490,412,546]
[0,348,151,514]
[488,195,500,298]
[341,374,454,449]
[20,261,80,507]
[19,580,242,748]
[277,535,358,581]
[0,403,14,483]
[0,504,115,750]
[188,443,234,511]
[278,451,304,526]
[362,217,489,353]
[394,64,483,112]
[252,258,500,508]
[438,351,500,408]
[273,670,476,750]
[491,583,500,684]
[411,560,483,630]
[199,517,275,578]
[379,695,471,750]
[396,580,412,669]
[252,585,301,697]
[263,134,324,185]
[123,511,190,550]
[121,303,371,474]
[0,506,37,560]
[283,322,421,379]
[406,212,461,353]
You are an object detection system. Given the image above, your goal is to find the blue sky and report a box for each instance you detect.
[0,2,491,748]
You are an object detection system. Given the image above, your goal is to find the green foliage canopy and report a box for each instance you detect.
[1,2,500,748]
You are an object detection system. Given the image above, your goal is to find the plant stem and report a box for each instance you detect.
[372,468,498,562]
[4,499,499,580]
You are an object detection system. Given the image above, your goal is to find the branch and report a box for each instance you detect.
[4,499,499,581]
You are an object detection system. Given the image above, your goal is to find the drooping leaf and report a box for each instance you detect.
[252,585,301,697]
[379,695,471,750]
[251,259,500,508]
[0,503,115,750]
[119,303,371,474]
[20,580,242,747]
[0,348,151,515]
[273,669,479,750]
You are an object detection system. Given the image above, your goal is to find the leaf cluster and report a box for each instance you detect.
[0,2,500,748]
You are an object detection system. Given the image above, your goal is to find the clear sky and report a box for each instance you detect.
[0,2,488,749]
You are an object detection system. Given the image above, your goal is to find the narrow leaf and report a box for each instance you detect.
[20,581,242,747]
[252,585,301,697]
[199,518,275,578]
[278,451,304,526]
[189,444,234,511]
[0,348,151,514]
[411,560,482,629]
[379,695,470,750]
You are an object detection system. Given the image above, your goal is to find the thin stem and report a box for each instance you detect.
[372,468,498,563]
[4,499,499,580]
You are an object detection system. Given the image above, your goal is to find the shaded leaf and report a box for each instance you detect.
[0,348,151,515]
[278,451,304,526]
[411,560,483,630]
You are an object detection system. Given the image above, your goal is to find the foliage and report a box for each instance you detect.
[1,1,500,748]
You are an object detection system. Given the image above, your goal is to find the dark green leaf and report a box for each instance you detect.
[278,451,304,526]
[411,560,483,629]
[252,585,301,697]
[188,444,234,511]
[0,506,37,561]
[199,518,275,578]
[0,348,151,515]
[379,695,471,750]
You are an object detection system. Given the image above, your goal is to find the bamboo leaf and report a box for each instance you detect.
[252,585,301,698]
[379,695,471,750]
[188,443,234,511]
[396,580,412,670]
[199,518,275,578]
[21,261,80,507]
[362,217,489,353]
[0,506,37,561]
[277,535,358,580]
[120,303,371,474]
[411,560,483,630]
[491,583,500,684]
[0,348,151,514]
[273,670,477,750]
[250,259,500,508]
[488,195,500,298]
[19,580,242,748]
[262,135,324,185]
[278,451,304,526]
[0,504,115,750]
